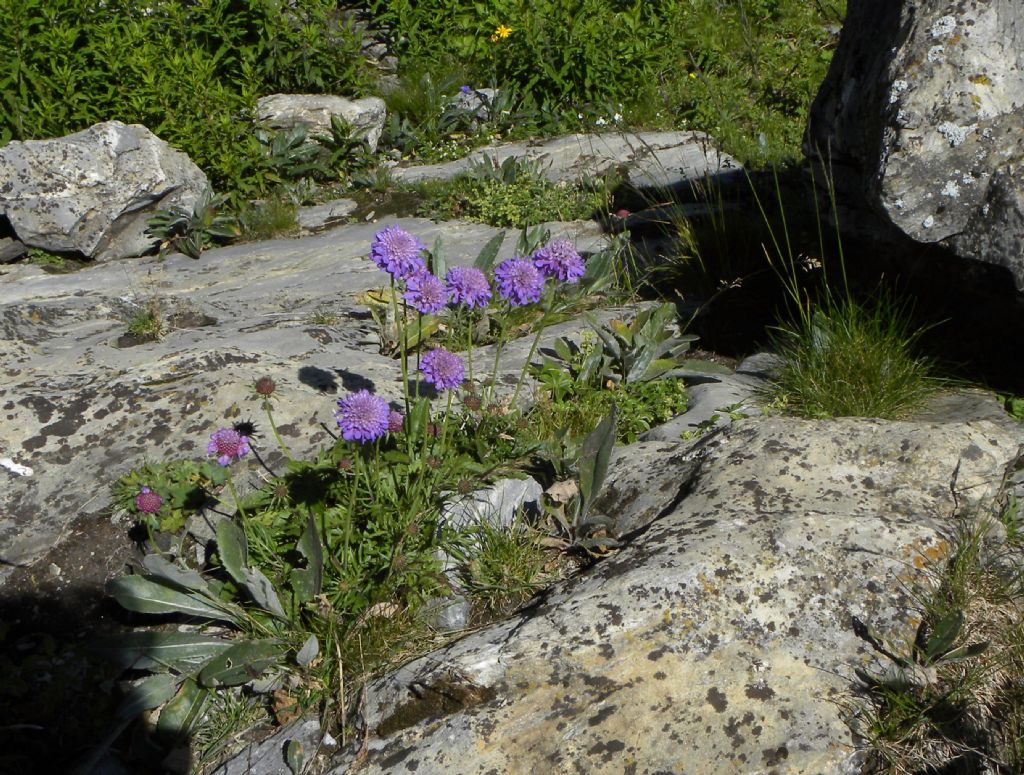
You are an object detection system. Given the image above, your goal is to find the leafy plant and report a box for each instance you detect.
[545,405,621,556]
[113,458,227,534]
[146,189,240,259]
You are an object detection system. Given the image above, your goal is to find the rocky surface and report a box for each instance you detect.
[0,218,610,579]
[0,121,209,262]
[807,0,1024,291]
[392,131,741,194]
[326,410,1022,775]
[256,94,387,153]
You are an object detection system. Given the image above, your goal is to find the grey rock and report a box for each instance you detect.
[807,0,1024,290]
[327,413,1022,775]
[256,94,387,153]
[212,716,321,775]
[295,198,358,233]
[392,131,741,193]
[0,237,26,264]
[0,121,209,261]
[441,476,543,534]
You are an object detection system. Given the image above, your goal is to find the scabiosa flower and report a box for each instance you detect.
[135,486,163,514]
[420,347,465,391]
[208,427,251,466]
[532,239,586,283]
[335,390,390,443]
[388,410,404,434]
[445,266,492,309]
[370,225,427,280]
[403,271,447,314]
[494,257,544,306]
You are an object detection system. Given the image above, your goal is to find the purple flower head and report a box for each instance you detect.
[445,266,492,309]
[335,390,390,443]
[532,239,585,283]
[208,428,251,466]
[388,410,405,434]
[460,85,473,94]
[370,225,427,280]
[494,257,544,306]
[403,271,447,314]
[421,347,465,391]
[135,486,163,514]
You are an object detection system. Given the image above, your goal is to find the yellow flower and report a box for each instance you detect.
[491,24,512,41]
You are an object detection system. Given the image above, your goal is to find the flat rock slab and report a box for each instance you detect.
[0,218,608,580]
[326,413,1022,775]
[391,131,741,191]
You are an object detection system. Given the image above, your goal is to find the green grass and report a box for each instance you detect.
[769,291,940,420]
[237,197,298,242]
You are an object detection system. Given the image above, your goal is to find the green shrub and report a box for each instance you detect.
[0,0,371,193]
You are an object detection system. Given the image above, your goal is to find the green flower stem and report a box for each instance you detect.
[262,399,293,462]
[392,277,411,415]
[511,327,543,408]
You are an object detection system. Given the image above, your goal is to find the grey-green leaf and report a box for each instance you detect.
[115,673,181,721]
[241,567,288,621]
[142,554,209,593]
[107,575,238,624]
[578,404,619,519]
[296,634,319,667]
[93,630,234,671]
[473,231,504,272]
[216,519,249,585]
[286,739,305,775]
[157,678,209,741]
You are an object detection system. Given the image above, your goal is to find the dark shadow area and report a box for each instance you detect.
[334,368,376,393]
[297,364,340,393]
[0,512,192,774]
[609,165,1024,394]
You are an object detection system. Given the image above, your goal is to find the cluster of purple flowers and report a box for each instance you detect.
[369,224,585,312]
[420,347,465,391]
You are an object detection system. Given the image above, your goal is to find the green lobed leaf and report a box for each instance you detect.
[198,639,286,688]
[473,231,504,272]
[292,513,323,603]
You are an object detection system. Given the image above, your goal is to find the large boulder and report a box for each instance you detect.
[806,0,1024,290]
[256,94,387,153]
[0,121,209,261]
[325,413,1022,774]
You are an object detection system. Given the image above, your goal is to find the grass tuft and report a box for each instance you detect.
[769,291,940,420]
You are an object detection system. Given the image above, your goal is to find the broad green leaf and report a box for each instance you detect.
[216,519,249,585]
[142,554,208,593]
[473,231,504,272]
[115,673,180,721]
[586,314,622,360]
[93,630,234,671]
[156,679,208,741]
[296,634,319,667]
[107,575,238,624]
[286,739,305,775]
[429,235,446,279]
[578,404,619,520]
[925,611,964,662]
[939,641,989,663]
[198,639,286,688]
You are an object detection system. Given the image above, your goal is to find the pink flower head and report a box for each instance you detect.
[207,427,251,466]
[404,271,447,314]
[135,486,163,514]
[445,266,492,309]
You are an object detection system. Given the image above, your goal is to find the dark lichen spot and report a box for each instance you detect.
[647,645,668,661]
[706,687,728,713]
[587,705,616,726]
[745,682,776,701]
[763,745,789,765]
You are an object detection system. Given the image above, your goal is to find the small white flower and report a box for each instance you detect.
[595,117,607,126]
[612,113,622,123]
